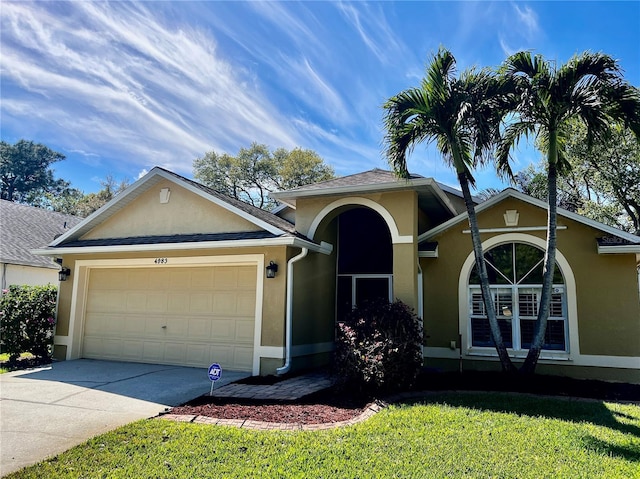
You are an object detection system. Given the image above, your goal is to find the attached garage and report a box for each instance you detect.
[80,263,259,371]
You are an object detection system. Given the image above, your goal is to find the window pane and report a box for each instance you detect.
[355,278,390,307]
[515,243,544,283]
[550,292,564,317]
[471,318,512,348]
[471,292,484,315]
[520,319,566,351]
[518,291,539,317]
[484,244,513,284]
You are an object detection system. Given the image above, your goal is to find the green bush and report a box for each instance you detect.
[0,285,57,362]
[334,299,423,393]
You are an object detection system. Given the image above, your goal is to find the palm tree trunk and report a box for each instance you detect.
[521,130,559,374]
[458,173,515,372]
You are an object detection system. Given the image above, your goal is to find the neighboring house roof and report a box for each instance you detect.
[35,167,330,256]
[419,188,640,255]
[0,200,82,269]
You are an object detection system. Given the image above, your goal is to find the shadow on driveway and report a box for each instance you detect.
[0,359,249,475]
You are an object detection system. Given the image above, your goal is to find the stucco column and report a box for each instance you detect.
[392,242,418,310]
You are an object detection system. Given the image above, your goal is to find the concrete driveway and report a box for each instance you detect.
[0,359,249,476]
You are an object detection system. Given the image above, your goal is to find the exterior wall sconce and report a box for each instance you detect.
[59,267,71,282]
[265,261,278,279]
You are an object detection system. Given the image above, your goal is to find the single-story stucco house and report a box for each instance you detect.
[34,167,640,382]
[1,199,81,289]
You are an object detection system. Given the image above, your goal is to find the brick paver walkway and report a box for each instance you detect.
[208,372,333,401]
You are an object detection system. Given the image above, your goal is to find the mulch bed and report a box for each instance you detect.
[169,387,372,424]
[168,371,640,425]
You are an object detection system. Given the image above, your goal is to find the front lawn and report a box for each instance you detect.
[8,392,640,478]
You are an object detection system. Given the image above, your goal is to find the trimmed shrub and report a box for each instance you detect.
[334,299,423,393]
[0,285,57,362]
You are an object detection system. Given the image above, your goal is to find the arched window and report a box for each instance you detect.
[468,242,567,352]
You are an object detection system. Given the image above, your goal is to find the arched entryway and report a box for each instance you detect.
[335,207,393,321]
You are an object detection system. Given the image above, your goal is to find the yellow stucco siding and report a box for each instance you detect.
[422,196,640,358]
[291,218,338,347]
[82,180,262,240]
[294,190,417,239]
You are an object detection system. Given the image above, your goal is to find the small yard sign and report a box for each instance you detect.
[208,363,222,395]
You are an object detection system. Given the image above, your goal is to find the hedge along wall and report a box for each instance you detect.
[0,284,57,361]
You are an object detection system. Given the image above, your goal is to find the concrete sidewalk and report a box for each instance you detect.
[0,359,249,476]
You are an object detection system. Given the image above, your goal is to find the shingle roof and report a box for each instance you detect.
[277,168,424,194]
[59,231,278,248]
[0,200,82,268]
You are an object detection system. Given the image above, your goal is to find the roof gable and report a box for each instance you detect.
[50,167,297,248]
[420,188,640,245]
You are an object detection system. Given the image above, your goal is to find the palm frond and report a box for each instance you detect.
[495,121,536,180]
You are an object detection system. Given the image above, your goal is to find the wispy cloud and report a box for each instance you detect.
[0,1,301,176]
[498,3,542,56]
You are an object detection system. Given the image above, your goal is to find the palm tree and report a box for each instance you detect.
[496,51,640,373]
[382,48,516,372]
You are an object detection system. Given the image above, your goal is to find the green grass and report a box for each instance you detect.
[8,392,640,479]
[0,352,36,374]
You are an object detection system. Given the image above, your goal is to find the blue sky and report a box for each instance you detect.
[1,1,639,194]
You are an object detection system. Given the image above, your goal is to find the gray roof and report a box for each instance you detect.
[0,200,82,268]
[276,168,424,194]
[60,231,278,248]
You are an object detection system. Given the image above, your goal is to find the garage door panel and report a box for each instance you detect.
[127,270,149,290]
[145,292,168,312]
[164,343,186,363]
[169,270,192,290]
[123,315,147,335]
[167,292,189,312]
[235,320,254,342]
[190,269,214,289]
[148,270,170,290]
[237,292,257,316]
[190,293,213,313]
[187,318,212,338]
[83,265,257,370]
[127,292,149,312]
[142,341,164,362]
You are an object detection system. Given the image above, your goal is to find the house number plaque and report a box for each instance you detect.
[154,258,168,264]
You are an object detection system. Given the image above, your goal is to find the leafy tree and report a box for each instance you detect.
[193,143,334,209]
[497,51,640,373]
[0,140,65,203]
[383,48,516,372]
[66,176,130,218]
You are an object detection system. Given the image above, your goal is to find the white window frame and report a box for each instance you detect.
[458,233,580,362]
[468,283,568,352]
[338,273,394,309]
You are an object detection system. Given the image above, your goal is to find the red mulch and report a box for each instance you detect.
[169,387,373,424]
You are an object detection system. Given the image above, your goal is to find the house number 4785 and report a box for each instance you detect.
[154,258,168,264]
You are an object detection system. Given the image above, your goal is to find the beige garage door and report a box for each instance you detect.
[82,265,257,370]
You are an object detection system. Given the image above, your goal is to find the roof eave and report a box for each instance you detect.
[33,236,332,257]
